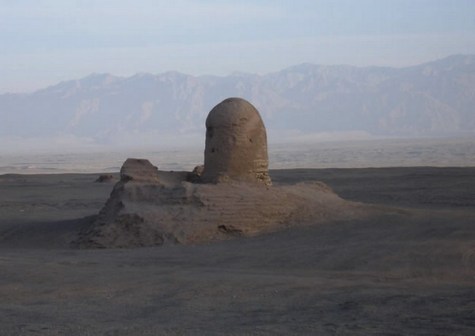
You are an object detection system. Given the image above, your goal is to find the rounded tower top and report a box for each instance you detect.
[202,97,271,185]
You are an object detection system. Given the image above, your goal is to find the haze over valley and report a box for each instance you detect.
[1,55,474,154]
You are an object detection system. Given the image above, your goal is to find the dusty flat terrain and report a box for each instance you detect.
[0,167,474,335]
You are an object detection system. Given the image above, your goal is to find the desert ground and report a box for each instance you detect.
[0,167,474,335]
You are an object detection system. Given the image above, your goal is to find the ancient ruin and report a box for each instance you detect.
[75,97,370,248]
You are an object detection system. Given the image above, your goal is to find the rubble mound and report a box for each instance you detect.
[75,159,370,248]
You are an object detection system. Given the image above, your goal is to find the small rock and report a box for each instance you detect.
[95,174,116,183]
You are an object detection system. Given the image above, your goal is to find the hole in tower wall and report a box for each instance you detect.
[207,127,214,138]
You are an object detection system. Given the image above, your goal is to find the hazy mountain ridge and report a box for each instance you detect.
[1,55,474,148]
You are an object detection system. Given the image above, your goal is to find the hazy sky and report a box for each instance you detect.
[1,0,474,93]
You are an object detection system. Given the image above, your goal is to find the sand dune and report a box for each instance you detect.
[0,167,474,335]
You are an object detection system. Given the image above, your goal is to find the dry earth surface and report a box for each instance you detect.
[0,167,474,335]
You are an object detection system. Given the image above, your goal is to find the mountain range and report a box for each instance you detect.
[1,54,474,151]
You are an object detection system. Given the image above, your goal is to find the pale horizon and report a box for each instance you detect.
[2,0,475,93]
[4,53,475,95]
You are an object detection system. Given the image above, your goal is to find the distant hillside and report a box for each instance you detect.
[1,55,474,149]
